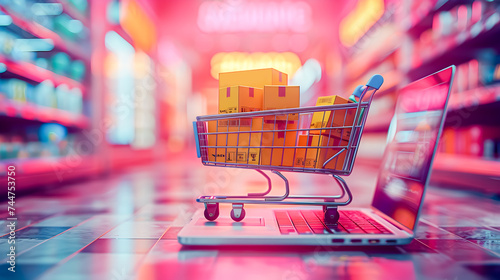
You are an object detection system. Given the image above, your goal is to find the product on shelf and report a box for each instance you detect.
[51,52,71,76]
[465,126,500,157]
[35,80,56,108]
[0,0,90,169]
[54,13,85,41]
[69,88,83,114]
[440,126,500,160]
[70,59,86,81]
[56,84,70,111]
[69,0,89,14]
[0,77,83,114]
[479,50,500,86]
[35,57,49,69]
[0,79,30,102]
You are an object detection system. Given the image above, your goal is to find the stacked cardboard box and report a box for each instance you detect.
[207,69,353,170]
[260,85,300,166]
[208,68,297,166]
[309,95,355,140]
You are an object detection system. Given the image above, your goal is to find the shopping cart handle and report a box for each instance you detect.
[193,121,201,158]
[366,74,384,90]
[352,85,364,99]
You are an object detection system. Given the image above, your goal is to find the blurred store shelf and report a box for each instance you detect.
[59,0,90,27]
[434,153,500,177]
[407,11,500,79]
[432,153,500,193]
[448,85,500,111]
[0,99,89,128]
[0,155,103,193]
[405,0,466,37]
[0,54,85,92]
[0,6,90,60]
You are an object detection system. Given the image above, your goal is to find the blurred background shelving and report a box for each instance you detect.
[338,0,500,194]
[0,0,162,191]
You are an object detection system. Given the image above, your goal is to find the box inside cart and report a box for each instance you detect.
[294,134,348,170]
[207,118,263,164]
[260,118,297,167]
[309,95,356,140]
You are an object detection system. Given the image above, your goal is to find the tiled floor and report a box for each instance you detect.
[1,155,499,280]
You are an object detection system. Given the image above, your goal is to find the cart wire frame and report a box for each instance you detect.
[193,74,383,223]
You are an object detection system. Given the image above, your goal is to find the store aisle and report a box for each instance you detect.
[1,155,499,280]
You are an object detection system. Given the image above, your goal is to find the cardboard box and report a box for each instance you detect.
[218,86,263,114]
[219,68,288,88]
[263,85,300,120]
[309,95,355,140]
[207,118,263,164]
[294,134,348,170]
[260,120,298,167]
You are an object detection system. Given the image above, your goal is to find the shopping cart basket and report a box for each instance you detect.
[192,75,383,224]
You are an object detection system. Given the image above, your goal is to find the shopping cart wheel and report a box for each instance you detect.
[324,207,339,225]
[230,203,245,222]
[204,203,219,221]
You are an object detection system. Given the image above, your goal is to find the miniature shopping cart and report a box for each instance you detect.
[192,75,383,224]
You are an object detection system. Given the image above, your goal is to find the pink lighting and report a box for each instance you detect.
[197,0,312,33]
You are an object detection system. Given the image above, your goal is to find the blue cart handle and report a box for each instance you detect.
[193,121,201,158]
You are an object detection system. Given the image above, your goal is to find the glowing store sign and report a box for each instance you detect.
[210,52,302,79]
[198,1,312,33]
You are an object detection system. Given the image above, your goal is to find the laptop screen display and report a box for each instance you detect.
[371,67,454,231]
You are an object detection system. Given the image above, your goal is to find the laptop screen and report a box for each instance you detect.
[371,66,455,231]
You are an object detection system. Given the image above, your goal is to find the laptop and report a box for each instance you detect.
[178,66,455,246]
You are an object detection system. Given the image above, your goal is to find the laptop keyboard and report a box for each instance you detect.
[275,210,393,235]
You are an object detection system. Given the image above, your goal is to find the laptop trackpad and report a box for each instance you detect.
[195,217,265,226]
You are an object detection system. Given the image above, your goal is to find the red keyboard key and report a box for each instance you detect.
[288,211,313,234]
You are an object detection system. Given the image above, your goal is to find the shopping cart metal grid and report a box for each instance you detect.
[193,75,383,223]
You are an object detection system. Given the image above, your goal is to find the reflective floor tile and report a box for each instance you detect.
[0,239,47,259]
[211,253,304,280]
[2,157,500,279]
[399,239,437,254]
[38,253,145,280]
[101,221,171,239]
[13,238,96,265]
[0,263,52,280]
[442,227,500,240]
[415,222,461,239]
[162,227,183,240]
[137,240,218,279]
[469,240,500,255]
[5,227,70,240]
[419,239,500,262]
[81,238,157,254]
[34,215,93,227]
